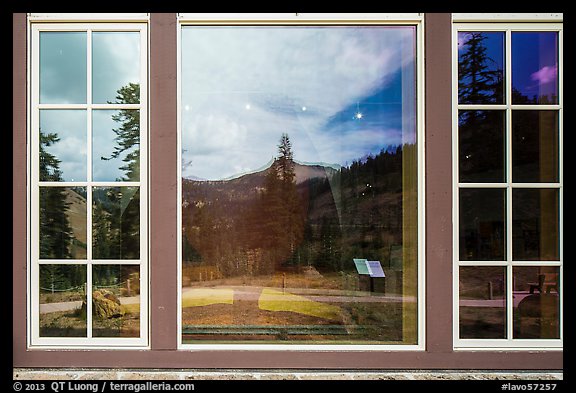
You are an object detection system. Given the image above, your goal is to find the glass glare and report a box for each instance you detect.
[181,26,418,344]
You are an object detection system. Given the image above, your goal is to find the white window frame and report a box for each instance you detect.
[176,13,426,351]
[28,21,149,348]
[452,20,563,350]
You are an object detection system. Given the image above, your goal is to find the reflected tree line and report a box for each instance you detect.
[458,33,559,259]
[39,84,140,289]
[182,131,414,279]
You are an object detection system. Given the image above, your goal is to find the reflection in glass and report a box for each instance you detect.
[93,109,140,182]
[39,110,87,182]
[40,32,87,104]
[39,187,87,260]
[513,189,559,261]
[459,266,506,339]
[39,264,87,337]
[512,32,559,104]
[458,32,505,105]
[92,187,140,260]
[459,110,505,183]
[512,111,559,183]
[459,188,506,261]
[92,32,140,104]
[181,26,418,344]
[92,265,140,337]
[513,266,560,339]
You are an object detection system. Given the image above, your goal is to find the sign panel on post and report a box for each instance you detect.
[353,258,370,275]
[366,261,385,278]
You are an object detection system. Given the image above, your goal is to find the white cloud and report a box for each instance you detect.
[181,26,416,180]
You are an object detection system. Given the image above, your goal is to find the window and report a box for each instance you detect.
[178,18,424,348]
[453,23,562,349]
[29,23,148,347]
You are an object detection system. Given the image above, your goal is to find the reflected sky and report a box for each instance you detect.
[457,32,505,104]
[181,26,416,181]
[40,32,87,104]
[92,32,140,104]
[40,110,87,182]
[40,31,141,105]
[512,32,558,103]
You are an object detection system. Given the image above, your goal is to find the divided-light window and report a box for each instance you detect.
[178,22,423,348]
[454,23,562,349]
[29,23,148,347]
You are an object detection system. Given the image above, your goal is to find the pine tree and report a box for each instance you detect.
[38,131,74,259]
[259,133,305,267]
[458,32,504,104]
[101,83,140,181]
[94,83,141,258]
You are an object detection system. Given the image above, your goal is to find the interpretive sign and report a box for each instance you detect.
[353,258,370,275]
[366,261,385,278]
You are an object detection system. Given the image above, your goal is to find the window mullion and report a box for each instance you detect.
[504,28,514,343]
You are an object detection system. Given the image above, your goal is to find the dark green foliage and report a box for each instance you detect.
[182,135,414,277]
[92,187,140,260]
[101,82,140,181]
[92,83,141,259]
[39,132,74,259]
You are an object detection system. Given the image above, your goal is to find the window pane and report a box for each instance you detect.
[92,187,140,259]
[458,110,505,183]
[459,188,506,261]
[92,32,140,104]
[181,26,418,344]
[513,266,560,339]
[92,265,140,337]
[39,264,87,337]
[39,110,87,182]
[512,111,559,183]
[93,109,140,182]
[40,32,87,104]
[513,189,559,261]
[39,187,87,260]
[458,32,505,105]
[512,32,559,105]
[459,266,506,339]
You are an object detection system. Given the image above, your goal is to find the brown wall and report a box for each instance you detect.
[13,11,28,359]
[12,12,562,370]
[149,12,179,351]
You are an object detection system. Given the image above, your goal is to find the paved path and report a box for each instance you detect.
[182,285,417,304]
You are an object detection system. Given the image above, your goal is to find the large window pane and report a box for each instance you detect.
[39,264,87,337]
[92,265,140,337]
[513,266,560,339]
[92,32,140,104]
[92,187,140,260]
[40,32,87,104]
[513,188,559,261]
[459,188,506,261]
[39,187,87,260]
[39,110,87,182]
[458,32,505,105]
[459,266,506,339]
[512,32,559,104]
[92,109,140,182]
[458,110,505,183]
[512,111,559,183]
[181,26,418,344]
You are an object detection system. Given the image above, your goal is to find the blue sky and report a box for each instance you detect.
[181,26,416,181]
[458,31,559,103]
[512,32,558,101]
